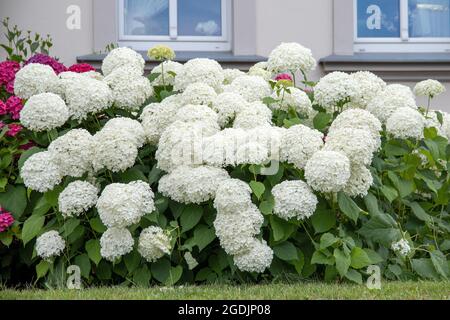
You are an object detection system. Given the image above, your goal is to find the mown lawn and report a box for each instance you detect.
[1,281,449,300]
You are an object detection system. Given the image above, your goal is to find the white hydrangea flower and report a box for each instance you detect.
[36,231,65,260]
[226,75,272,103]
[158,165,230,204]
[267,42,316,74]
[103,117,146,148]
[236,142,269,165]
[65,77,113,121]
[213,179,252,214]
[174,58,224,92]
[348,71,386,109]
[343,165,373,198]
[96,181,155,228]
[21,151,62,193]
[272,180,318,221]
[175,104,219,127]
[222,68,245,85]
[211,92,248,127]
[280,125,324,169]
[314,72,359,111]
[181,82,217,106]
[233,101,272,129]
[442,112,450,140]
[58,181,98,218]
[14,63,58,99]
[20,93,70,132]
[100,227,134,262]
[233,239,273,273]
[103,65,143,89]
[414,79,446,98]
[248,65,272,81]
[305,151,351,193]
[50,71,103,99]
[202,128,249,167]
[138,226,171,262]
[47,129,94,177]
[111,76,153,111]
[324,128,378,166]
[422,111,445,137]
[270,87,312,115]
[386,107,424,140]
[150,60,183,86]
[101,47,145,76]
[391,239,411,257]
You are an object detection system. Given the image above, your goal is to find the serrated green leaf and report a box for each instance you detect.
[249,181,265,200]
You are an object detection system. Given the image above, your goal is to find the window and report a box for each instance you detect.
[354,0,450,52]
[118,0,232,51]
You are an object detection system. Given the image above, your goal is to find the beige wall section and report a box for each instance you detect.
[0,0,93,65]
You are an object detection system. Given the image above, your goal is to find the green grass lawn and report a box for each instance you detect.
[1,281,449,300]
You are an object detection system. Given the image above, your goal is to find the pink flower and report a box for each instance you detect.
[6,96,24,120]
[275,73,293,82]
[19,141,36,151]
[68,63,96,73]
[0,100,7,115]
[5,81,15,94]
[0,121,4,129]
[0,210,15,232]
[25,54,67,74]
[0,61,20,87]
[6,123,22,137]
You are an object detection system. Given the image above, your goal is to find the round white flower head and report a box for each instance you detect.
[103,65,143,89]
[422,111,445,137]
[58,181,98,218]
[271,87,312,115]
[202,128,249,167]
[97,181,155,228]
[226,75,272,102]
[236,142,269,165]
[248,65,272,81]
[65,77,113,121]
[48,129,94,177]
[92,128,138,173]
[100,227,134,262]
[174,58,224,92]
[20,93,70,132]
[214,205,264,255]
[348,71,386,109]
[324,128,378,166]
[214,178,252,214]
[414,79,446,98]
[233,239,273,273]
[158,165,230,204]
[181,82,217,106]
[233,101,273,129]
[103,117,146,148]
[305,150,351,193]
[14,63,58,99]
[50,71,103,99]
[280,125,324,169]
[223,68,245,85]
[267,42,316,74]
[101,47,145,76]
[150,60,183,86]
[175,104,219,127]
[212,92,248,127]
[36,230,65,260]
[391,239,411,257]
[314,72,358,111]
[21,151,62,193]
[138,226,171,262]
[272,180,318,221]
[343,165,373,198]
[386,107,424,140]
[112,76,153,111]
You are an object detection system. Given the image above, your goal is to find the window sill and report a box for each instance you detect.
[77,51,267,72]
[320,53,450,81]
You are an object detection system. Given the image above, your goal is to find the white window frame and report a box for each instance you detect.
[354,0,450,52]
[117,0,232,51]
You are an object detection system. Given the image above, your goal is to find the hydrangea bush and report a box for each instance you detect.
[1,42,449,287]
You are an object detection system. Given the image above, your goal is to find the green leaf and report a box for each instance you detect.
[363,193,382,216]
[388,172,415,198]
[60,218,80,237]
[148,72,161,82]
[311,209,336,234]
[406,201,433,223]
[148,165,163,185]
[350,247,372,269]
[44,186,63,208]
[193,224,215,251]
[85,239,102,265]
[96,261,112,280]
[273,241,298,261]
[269,215,296,242]
[249,181,265,200]
[337,192,362,223]
[380,185,398,203]
[124,250,141,273]
[36,260,50,279]
[89,217,107,233]
[151,258,170,283]
[358,213,401,247]
[133,265,151,287]
[180,204,203,233]
[74,254,91,279]
[259,198,274,215]
[313,112,332,130]
[166,265,183,286]
[0,185,27,218]
[430,250,449,279]
[364,249,383,264]
[117,168,148,184]
[334,248,351,277]
[320,233,338,250]
[411,258,440,280]
[345,269,362,284]
[311,251,335,265]
[22,214,45,245]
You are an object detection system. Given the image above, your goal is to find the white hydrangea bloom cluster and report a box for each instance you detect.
[175,105,219,125]
[225,75,272,103]
[422,111,445,137]
[103,117,146,148]
[314,72,359,111]
[103,65,143,88]
[50,70,103,99]
[158,165,230,204]
[414,79,446,98]
[342,165,373,198]
[14,63,58,99]
[391,239,412,257]
[101,47,145,76]
[348,71,386,109]
[386,107,425,140]
[233,239,274,273]
[150,61,183,86]
[181,82,217,106]
[272,180,318,220]
[236,142,269,165]
[138,226,172,262]
[211,92,248,127]
[174,58,224,92]
[267,42,316,74]
[20,93,70,132]
[442,112,450,140]
[21,151,63,193]
[270,87,312,115]
[96,181,155,228]
[35,231,66,260]
[248,65,272,81]
[110,75,153,111]
[58,181,98,218]
[233,101,273,129]
[222,68,245,85]
[100,227,134,262]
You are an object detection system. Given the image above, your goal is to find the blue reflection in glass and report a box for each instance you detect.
[178,0,222,36]
[124,0,169,35]
[409,0,450,37]
[357,0,400,38]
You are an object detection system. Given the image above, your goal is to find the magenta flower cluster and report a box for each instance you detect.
[0,208,14,233]
[25,53,67,74]
[0,61,20,94]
